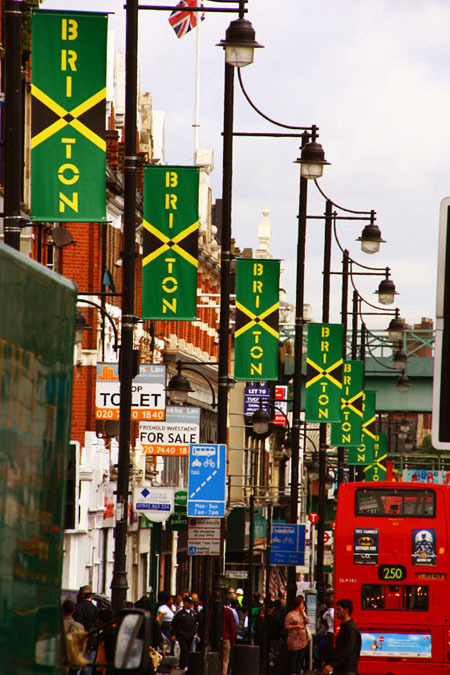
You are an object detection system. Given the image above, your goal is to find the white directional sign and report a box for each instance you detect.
[96,363,166,421]
[139,406,200,456]
[188,444,226,517]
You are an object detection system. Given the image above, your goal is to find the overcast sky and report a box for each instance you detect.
[41,0,450,330]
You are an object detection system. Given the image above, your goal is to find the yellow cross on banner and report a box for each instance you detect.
[306,357,343,390]
[142,219,199,268]
[341,391,364,418]
[234,300,280,340]
[31,84,106,151]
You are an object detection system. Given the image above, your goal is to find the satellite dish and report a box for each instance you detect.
[51,225,76,248]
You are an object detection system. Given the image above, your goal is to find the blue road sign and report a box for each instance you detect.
[188,444,227,517]
[270,523,305,566]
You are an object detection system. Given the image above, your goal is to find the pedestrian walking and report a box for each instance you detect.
[171,595,198,671]
[322,599,361,675]
[156,592,175,642]
[284,595,309,675]
[73,586,98,632]
[222,603,237,675]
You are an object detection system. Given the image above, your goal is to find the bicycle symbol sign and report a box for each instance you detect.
[188,444,226,517]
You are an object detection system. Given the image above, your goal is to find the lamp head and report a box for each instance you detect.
[251,404,270,435]
[396,372,411,393]
[393,347,408,370]
[375,277,397,305]
[387,314,405,342]
[166,370,194,405]
[217,18,263,68]
[295,140,330,179]
[399,415,411,432]
[357,217,385,255]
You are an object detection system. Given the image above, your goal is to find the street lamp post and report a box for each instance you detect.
[4,0,23,251]
[286,131,330,610]
[111,0,139,614]
[214,9,262,666]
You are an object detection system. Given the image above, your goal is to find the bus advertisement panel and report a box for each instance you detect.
[334,481,450,674]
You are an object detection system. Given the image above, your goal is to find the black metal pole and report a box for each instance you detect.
[316,200,332,607]
[263,502,272,675]
[349,290,359,482]
[248,493,255,644]
[338,250,349,485]
[111,0,138,614]
[287,132,309,610]
[212,57,235,665]
[3,0,23,250]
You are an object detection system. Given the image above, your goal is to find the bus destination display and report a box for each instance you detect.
[378,564,407,581]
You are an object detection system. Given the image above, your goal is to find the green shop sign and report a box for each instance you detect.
[305,323,344,422]
[348,390,376,466]
[142,166,199,320]
[31,10,108,221]
[330,360,364,447]
[234,259,280,381]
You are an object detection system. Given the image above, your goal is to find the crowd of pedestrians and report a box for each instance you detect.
[61,585,360,675]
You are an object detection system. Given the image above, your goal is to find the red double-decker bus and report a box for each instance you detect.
[334,481,450,674]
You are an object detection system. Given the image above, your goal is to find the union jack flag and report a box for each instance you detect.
[169,0,204,39]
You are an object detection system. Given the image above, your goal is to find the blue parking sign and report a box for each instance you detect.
[188,444,227,517]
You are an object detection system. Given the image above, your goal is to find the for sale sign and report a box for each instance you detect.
[139,406,200,456]
[96,363,166,420]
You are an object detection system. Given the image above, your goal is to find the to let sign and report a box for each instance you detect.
[96,363,166,421]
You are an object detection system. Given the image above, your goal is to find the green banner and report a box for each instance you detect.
[305,323,344,422]
[31,10,107,221]
[364,432,388,481]
[234,259,280,381]
[330,360,364,447]
[348,390,376,465]
[142,166,199,320]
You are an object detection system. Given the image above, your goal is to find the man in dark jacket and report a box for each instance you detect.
[171,596,198,670]
[73,585,98,631]
[322,599,361,675]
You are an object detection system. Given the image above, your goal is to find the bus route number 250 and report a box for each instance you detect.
[378,564,407,581]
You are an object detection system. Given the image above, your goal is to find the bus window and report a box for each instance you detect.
[404,585,429,611]
[355,489,436,517]
[362,585,384,609]
[362,584,429,611]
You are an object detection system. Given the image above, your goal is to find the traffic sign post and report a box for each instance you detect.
[270,523,305,566]
[187,444,226,517]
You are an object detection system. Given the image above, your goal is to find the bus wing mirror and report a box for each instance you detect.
[113,609,152,673]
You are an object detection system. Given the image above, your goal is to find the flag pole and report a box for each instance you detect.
[193,3,201,158]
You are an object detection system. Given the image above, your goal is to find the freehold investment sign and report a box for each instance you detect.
[95,363,166,420]
[139,406,200,456]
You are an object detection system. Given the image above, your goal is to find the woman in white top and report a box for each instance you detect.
[157,592,175,640]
